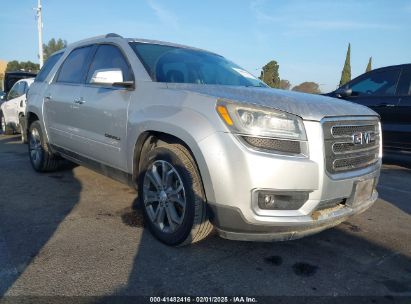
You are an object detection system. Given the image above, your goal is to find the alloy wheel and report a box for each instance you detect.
[29,128,42,167]
[143,160,186,233]
[1,116,5,133]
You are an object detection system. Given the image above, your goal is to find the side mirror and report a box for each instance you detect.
[90,68,124,86]
[334,87,352,98]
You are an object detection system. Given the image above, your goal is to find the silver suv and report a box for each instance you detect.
[26,34,382,246]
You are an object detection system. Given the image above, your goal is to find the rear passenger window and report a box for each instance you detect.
[86,45,132,84]
[57,46,93,84]
[397,69,411,96]
[35,52,63,82]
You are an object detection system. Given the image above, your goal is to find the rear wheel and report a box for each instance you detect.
[19,115,27,143]
[28,121,60,172]
[0,112,13,135]
[138,143,213,246]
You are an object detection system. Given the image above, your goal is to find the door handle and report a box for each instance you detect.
[44,95,52,102]
[73,97,86,105]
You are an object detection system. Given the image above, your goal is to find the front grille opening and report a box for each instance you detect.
[333,153,378,171]
[241,136,301,154]
[331,124,377,137]
[333,141,378,153]
[315,198,346,211]
[323,119,380,174]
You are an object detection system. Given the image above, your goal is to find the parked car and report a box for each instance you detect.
[327,64,411,153]
[0,78,34,141]
[26,34,381,246]
[1,71,37,107]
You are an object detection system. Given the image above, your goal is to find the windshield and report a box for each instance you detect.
[129,42,266,87]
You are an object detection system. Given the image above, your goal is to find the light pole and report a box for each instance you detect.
[35,0,44,68]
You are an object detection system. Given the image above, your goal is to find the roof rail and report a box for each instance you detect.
[105,33,123,38]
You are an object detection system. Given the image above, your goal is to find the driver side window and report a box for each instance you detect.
[86,44,132,85]
[7,82,22,100]
[348,69,400,97]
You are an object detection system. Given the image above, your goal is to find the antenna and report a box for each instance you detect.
[34,0,44,68]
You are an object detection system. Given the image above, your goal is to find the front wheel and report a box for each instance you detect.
[138,143,213,246]
[28,121,60,172]
[19,115,27,143]
[0,112,13,135]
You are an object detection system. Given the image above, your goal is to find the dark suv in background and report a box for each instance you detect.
[328,64,411,154]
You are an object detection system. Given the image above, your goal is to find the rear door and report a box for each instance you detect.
[44,45,94,150]
[69,44,133,170]
[393,67,411,151]
[341,68,401,148]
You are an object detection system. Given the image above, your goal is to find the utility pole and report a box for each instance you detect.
[35,0,44,67]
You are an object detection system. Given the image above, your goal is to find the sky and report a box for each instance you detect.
[0,0,410,92]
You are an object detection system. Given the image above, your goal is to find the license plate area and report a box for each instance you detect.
[346,178,375,208]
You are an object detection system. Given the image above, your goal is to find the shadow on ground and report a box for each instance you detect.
[100,197,411,299]
[378,165,411,215]
[0,135,410,300]
[0,136,81,296]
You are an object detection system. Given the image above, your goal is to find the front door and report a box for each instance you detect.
[342,68,401,148]
[68,44,133,171]
[393,68,411,151]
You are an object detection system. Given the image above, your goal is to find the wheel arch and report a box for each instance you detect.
[131,129,216,204]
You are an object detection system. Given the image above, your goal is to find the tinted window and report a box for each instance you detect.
[129,42,266,87]
[7,83,19,100]
[57,46,93,84]
[397,69,411,96]
[35,52,63,82]
[348,69,400,96]
[17,82,26,96]
[7,82,25,100]
[86,44,132,83]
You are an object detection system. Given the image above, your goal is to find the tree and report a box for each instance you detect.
[5,60,39,72]
[259,60,281,88]
[279,79,291,90]
[339,43,351,87]
[43,38,67,61]
[366,57,372,73]
[292,82,321,94]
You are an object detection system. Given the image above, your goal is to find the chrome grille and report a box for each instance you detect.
[323,118,380,174]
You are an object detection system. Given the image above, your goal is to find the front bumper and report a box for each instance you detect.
[197,120,381,241]
[208,188,377,242]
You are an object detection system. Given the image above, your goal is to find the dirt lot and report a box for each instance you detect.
[0,134,410,299]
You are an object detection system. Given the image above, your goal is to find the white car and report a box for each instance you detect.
[0,78,34,141]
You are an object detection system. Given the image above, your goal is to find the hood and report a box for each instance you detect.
[165,83,377,121]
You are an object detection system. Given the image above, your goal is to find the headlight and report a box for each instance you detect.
[216,99,307,140]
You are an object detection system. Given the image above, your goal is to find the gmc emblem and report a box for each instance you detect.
[352,131,372,145]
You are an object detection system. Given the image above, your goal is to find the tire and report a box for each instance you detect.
[28,120,60,172]
[0,112,13,135]
[138,143,213,246]
[19,115,27,143]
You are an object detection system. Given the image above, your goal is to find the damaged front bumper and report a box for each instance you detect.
[208,187,378,242]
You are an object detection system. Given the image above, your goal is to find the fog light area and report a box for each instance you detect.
[256,190,309,210]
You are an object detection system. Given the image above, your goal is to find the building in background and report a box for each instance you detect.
[0,60,7,90]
